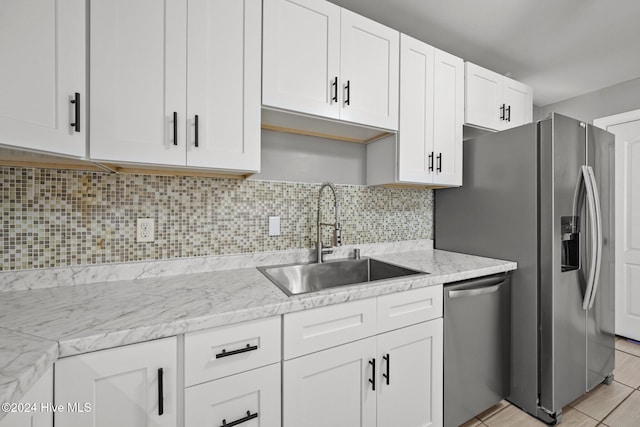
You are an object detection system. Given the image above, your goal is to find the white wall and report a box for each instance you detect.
[538,76,640,123]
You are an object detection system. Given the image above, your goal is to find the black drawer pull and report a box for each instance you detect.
[331,76,338,103]
[221,410,258,427]
[215,343,258,359]
[344,80,350,106]
[506,105,511,122]
[70,92,80,132]
[428,152,434,172]
[383,353,390,385]
[437,153,442,172]
[194,115,199,147]
[158,368,164,416]
[499,103,505,121]
[369,358,376,390]
[173,112,178,146]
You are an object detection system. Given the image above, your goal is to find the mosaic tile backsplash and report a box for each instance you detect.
[1,167,433,271]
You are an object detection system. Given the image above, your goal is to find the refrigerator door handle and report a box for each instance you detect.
[586,166,603,309]
[581,165,599,310]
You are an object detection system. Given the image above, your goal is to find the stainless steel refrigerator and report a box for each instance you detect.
[435,113,615,424]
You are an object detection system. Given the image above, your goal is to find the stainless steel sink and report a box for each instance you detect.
[257,258,427,296]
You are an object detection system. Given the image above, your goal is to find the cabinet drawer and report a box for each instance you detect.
[283,298,377,360]
[185,316,281,387]
[185,363,281,427]
[377,285,443,333]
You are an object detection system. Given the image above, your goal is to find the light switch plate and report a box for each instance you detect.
[268,216,280,236]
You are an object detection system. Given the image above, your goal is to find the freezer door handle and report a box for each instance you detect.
[580,165,600,310]
[586,166,603,309]
[448,282,504,299]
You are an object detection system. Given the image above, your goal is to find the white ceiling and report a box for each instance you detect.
[331,0,640,106]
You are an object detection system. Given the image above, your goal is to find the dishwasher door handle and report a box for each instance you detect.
[448,282,504,299]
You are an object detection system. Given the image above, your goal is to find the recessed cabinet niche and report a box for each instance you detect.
[90,0,261,174]
[262,0,399,131]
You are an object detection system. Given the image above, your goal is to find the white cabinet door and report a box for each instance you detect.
[262,0,340,119]
[433,49,464,186]
[90,0,187,165]
[185,363,281,427]
[503,77,533,129]
[0,368,53,427]
[464,62,502,131]
[55,338,177,427]
[377,320,443,427]
[0,0,85,157]
[186,0,261,172]
[283,337,376,427]
[340,9,399,130]
[398,34,435,184]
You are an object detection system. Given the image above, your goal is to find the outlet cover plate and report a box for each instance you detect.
[137,218,155,243]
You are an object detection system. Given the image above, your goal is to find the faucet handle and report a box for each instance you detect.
[334,225,342,247]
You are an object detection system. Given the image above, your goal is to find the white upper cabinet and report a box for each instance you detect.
[339,9,399,130]
[465,61,532,131]
[262,0,340,119]
[503,77,534,128]
[91,0,261,173]
[0,0,86,158]
[186,0,261,171]
[263,0,399,131]
[433,49,464,186]
[90,0,186,166]
[397,35,435,184]
[368,34,463,187]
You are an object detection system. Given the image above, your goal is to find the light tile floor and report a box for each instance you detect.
[459,337,640,427]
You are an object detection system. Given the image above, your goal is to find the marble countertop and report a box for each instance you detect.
[0,245,516,417]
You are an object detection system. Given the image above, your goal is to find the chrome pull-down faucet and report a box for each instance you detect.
[316,181,342,263]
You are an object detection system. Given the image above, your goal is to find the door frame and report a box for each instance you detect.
[594,109,640,339]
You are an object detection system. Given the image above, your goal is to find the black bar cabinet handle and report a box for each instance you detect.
[428,152,434,172]
[344,80,350,106]
[70,92,80,132]
[383,353,390,385]
[221,410,258,427]
[437,153,442,172]
[157,368,164,416]
[368,359,375,390]
[331,76,338,103]
[172,112,178,146]
[506,105,511,122]
[499,103,505,120]
[194,115,199,147]
[216,343,258,359]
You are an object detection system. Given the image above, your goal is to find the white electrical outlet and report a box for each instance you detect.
[137,218,155,243]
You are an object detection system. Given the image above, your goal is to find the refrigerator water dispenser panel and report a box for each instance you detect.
[561,216,580,272]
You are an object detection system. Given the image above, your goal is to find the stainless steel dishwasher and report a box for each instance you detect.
[444,272,511,427]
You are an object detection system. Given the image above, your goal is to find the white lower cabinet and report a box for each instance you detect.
[185,363,281,427]
[54,337,177,427]
[0,367,53,427]
[283,337,377,427]
[283,287,444,427]
[377,320,443,427]
[283,320,443,427]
